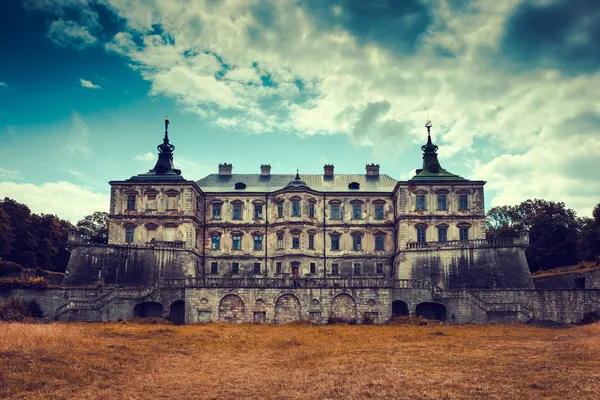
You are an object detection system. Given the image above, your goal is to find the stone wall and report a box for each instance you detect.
[2,286,600,325]
[533,269,600,290]
[396,245,534,289]
[62,244,201,286]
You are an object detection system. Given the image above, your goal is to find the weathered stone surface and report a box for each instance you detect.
[330,293,358,323]
[274,293,302,324]
[218,294,246,323]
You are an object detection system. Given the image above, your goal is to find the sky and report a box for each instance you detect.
[0,0,599,223]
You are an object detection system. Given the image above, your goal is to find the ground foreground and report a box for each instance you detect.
[1,321,600,400]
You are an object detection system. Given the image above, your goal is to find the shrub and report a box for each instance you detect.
[0,260,24,276]
[0,276,49,289]
[580,311,600,325]
[27,299,44,318]
[0,297,32,321]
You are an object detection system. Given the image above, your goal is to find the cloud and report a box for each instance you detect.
[80,78,101,89]
[0,82,7,88]
[0,181,108,223]
[134,152,155,162]
[100,0,600,214]
[47,19,97,49]
[0,168,21,179]
[500,0,600,75]
[64,111,91,155]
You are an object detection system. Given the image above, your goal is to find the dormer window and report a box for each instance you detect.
[234,182,246,190]
[348,182,360,190]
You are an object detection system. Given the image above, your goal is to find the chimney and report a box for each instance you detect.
[260,164,271,176]
[366,163,380,176]
[324,164,334,177]
[218,163,232,176]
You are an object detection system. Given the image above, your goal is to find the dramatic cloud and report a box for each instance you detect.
[44,0,600,215]
[47,19,97,49]
[80,78,101,89]
[0,181,108,222]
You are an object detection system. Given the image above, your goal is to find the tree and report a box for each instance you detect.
[31,214,72,272]
[579,203,600,262]
[486,199,581,271]
[76,212,109,244]
[0,198,38,267]
[0,206,14,257]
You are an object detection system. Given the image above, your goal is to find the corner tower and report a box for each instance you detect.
[107,118,204,249]
[393,122,533,289]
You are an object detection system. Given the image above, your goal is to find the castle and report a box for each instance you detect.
[3,119,599,324]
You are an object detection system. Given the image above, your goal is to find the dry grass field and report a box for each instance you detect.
[1,321,600,400]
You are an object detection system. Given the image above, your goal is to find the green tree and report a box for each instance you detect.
[0,206,14,257]
[31,214,72,272]
[76,212,109,244]
[578,203,600,262]
[486,199,581,271]
[0,198,37,267]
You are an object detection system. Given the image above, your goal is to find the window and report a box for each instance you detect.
[353,263,361,275]
[375,205,384,220]
[331,235,340,250]
[331,263,339,275]
[147,194,157,210]
[125,227,134,243]
[309,203,315,218]
[253,262,261,274]
[417,226,426,243]
[376,263,384,274]
[375,235,385,251]
[276,262,282,274]
[308,234,315,249]
[232,234,242,250]
[211,262,218,274]
[127,195,136,211]
[352,205,361,219]
[416,194,426,210]
[292,200,300,217]
[292,233,300,249]
[277,233,283,249]
[253,235,263,250]
[459,195,469,210]
[212,204,221,219]
[437,194,447,210]
[353,235,362,251]
[254,204,263,219]
[459,227,469,241]
[438,227,447,242]
[211,234,220,250]
[310,263,316,274]
[233,204,242,220]
[232,262,239,274]
[331,204,340,219]
[166,193,177,210]
[277,202,283,218]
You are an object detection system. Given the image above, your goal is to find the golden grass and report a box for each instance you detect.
[1,321,600,399]
[532,261,600,278]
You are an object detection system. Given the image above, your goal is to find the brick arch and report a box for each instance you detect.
[330,293,357,323]
[218,294,246,323]
[274,293,302,324]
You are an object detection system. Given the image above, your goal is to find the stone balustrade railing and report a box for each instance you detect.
[158,277,432,289]
[405,237,522,250]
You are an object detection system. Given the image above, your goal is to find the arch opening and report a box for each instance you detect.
[169,300,185,325]
[133,302,163,319]
[415,302,446,321]
[392,300,409,317]
[218,294,246,323]
[274,293,302,324]
[330,293,357,323]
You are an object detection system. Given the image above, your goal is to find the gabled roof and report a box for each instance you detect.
[195,174,398,193]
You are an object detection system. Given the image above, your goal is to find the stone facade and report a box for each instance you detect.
[4,120,597,325]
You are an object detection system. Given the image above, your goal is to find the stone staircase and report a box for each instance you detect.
[428,283,532,319]
[54,287,155,320]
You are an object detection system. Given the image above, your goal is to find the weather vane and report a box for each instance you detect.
[425,120,432,136]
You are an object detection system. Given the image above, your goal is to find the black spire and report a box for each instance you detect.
[127,117,184,181]
[410,120,465,181]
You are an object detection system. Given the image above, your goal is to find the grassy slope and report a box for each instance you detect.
[1,322,600,400]
[531,261,600,278]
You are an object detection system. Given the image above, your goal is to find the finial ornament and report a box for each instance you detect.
[158,117,175,154]
[421,120,438,154]
[425,120,432,141]
[295,168,300,180]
